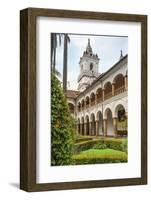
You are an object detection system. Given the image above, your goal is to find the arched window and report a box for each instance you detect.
[81,64,83,71]
[90,63,93,70]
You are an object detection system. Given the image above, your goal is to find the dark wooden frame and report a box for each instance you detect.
[20,7,147,192]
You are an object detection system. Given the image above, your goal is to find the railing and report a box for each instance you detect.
[115,86,125,96]
[77,86,126,112]
[97,97,103,103]
[86,104,89,109]
[104,92,112,100]
[91,101,95,106]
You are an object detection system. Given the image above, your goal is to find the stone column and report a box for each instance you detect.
[96,120,99,136]
[93,121,96,135]
[89,122,92,136]
[124,75,128,90]
[102,89,105,101]
[95,95,98,104]
[112,83,115,96]
[113,117,117,137]
[84,100,86,110]
[103,119,107,137]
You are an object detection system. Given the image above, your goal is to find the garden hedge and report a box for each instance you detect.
[73,149,127,165]
[74,137,127,153]
[74,139,100,153]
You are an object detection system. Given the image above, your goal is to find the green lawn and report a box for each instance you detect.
[73,148,127,164]
[73,148,127,159]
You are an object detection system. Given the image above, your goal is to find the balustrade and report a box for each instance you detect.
[77,85,126,112]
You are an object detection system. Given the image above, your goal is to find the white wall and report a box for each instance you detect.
[0,0,150,199]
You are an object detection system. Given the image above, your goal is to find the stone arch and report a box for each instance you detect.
[114,104,127,136]
[113,101,127,118]
[85,96,90,108]
[96,111,103,135]
[78,102,81,112]
[104,108,114,136]
[96,87,103,103]
[104,81,112,100]
[85,115,90,135]
[90,92,95,106]
[68,102,75,114]
[113,73,125,95]
[90,113,96,136]
[81,99,85,111]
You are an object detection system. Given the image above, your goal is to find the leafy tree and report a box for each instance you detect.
[51,73,75,166]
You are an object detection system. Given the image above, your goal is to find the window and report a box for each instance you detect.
[90,63,93,70]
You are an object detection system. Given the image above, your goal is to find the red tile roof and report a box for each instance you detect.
[66,90,80,99]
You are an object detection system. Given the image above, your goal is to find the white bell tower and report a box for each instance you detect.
[77,39,100,92]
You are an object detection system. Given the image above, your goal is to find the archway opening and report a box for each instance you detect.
[115,104,127,137]
[106,108,114,136]
[68,103,75,114]
[91,113,96,136]
[85,96,90,109]
[114,74,125,95]
[78,102,81,112]
[81,117,84,135]
[90,93,95,106]
[96,88,103,103]
[97,111,103,135]
[81,99,85,111]
[85,116,89,135]
[104,82,112,100]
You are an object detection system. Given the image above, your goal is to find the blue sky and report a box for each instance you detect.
[54,34,128,90]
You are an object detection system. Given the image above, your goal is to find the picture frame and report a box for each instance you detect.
[20,7,147,192]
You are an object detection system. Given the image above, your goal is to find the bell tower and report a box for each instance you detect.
[77,39,100,92]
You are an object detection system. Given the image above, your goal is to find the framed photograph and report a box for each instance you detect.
[20,8,147,191]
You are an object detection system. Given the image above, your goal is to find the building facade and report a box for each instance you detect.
[67,39,128,137]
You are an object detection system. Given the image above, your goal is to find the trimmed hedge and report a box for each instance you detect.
[74,139,100,153]
[73,149,127,165]
[103,138,128,152]
[74,137,128,154]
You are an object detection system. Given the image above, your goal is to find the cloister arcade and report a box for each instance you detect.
[77,73,127,113]
[77,103,127,137]
[68,69,128,137]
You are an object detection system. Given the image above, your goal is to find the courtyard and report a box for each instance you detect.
[73,135,127,165]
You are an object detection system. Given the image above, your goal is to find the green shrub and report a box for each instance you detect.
[51,73,75,166]
[102,138,127,152]
[74,137,128,154]
[74,139,100,153]
[120,138,128,153]
[73,149,127,165]
[93,143,107,149]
